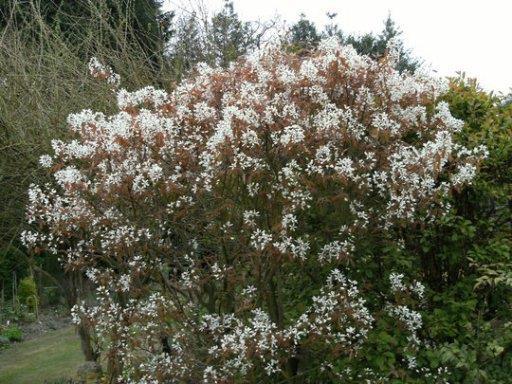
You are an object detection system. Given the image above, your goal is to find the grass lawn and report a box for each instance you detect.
[0,326,84,384]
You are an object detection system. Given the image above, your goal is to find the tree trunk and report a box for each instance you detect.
[78,322,99,361]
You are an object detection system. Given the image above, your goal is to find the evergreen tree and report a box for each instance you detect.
[208,0,257,67]
[345,15,419,72]
[287,13,418,72]
[323,12,343,40]
[168,1,263,73]
[169,12,204,77]
[289,13,320,50]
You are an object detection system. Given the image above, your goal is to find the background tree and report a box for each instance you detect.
[346,15,418,72]
[0,0,174,70]
[168,1,274,76]
[207,0,258,67]
[288,13,321,51]
[168,11,204,77]
[288,13,418,72]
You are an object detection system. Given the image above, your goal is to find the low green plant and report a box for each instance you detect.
[0,303,22,323]
[1,324,23,342]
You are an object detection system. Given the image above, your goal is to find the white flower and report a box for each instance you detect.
[242,285,257,296]
[280,125,305,146]
[250,229,273,251]
[389,272,405,293]
[39,155,53,168]
[54,166,85,187]
[147,164,163,182]
[300,60,319,81]
[281,213,297,231]
[451,163,477,186]
[410,281,425,299]
[119,274,131,292]
[243,210,259,227]
[241,129,260,147]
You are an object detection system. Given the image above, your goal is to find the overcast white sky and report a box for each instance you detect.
[164,0,512,94]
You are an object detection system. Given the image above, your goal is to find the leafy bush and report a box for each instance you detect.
[415,77,512,383]
[1,324,23,342]
[22,39,487,383]
[0,303,28,324]
[371,76,512,383]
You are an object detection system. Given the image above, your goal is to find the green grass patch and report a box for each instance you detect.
[0,326,83,384]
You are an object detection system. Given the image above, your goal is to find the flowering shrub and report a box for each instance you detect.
[23,40,486,382]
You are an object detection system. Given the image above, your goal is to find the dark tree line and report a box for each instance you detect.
[0,1,417,75]
[289,12,418,72]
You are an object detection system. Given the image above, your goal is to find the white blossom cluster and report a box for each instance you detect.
[200,270,373,381]
[390,272,426,299]
[23,39,483,382]
[88,57,120,87]
[386,272,433,373]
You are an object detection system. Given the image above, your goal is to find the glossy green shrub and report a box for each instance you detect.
[411,76,512,382]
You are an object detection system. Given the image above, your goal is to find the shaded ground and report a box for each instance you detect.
[20,309,72,341]
[0,326,83,384]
